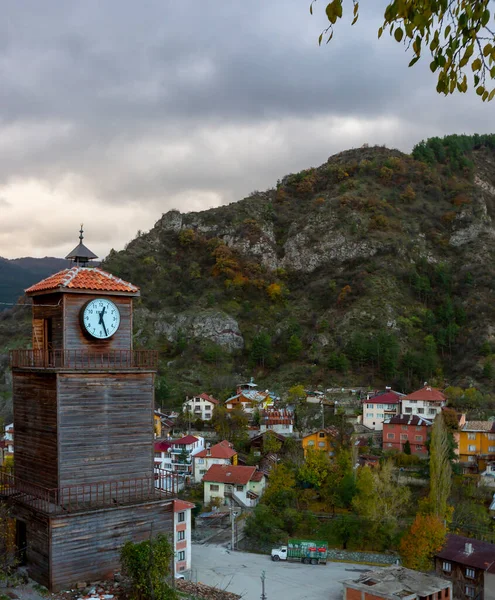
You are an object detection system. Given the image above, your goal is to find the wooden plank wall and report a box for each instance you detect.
[50,500,174,591]
[63,294,132,352]
[57,372,154,486]
[33,294,64,350]
[13,372,58,488]
[12,503,51,589]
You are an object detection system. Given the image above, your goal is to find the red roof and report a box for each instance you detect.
[203,464,257,485]
[385,415,432,427]
[404,386,446,402]
[154,441,172,452]
[25,267,139,295]
[365,391,402,405]
[194,393,219,405]
[171,435,200,446]
[195,440,237,459]
[261,409,294,426]
[173,499,196,512]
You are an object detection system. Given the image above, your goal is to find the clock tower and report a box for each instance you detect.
[3,231,178,591]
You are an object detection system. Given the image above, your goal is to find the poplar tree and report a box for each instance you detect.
[429,413,452,520]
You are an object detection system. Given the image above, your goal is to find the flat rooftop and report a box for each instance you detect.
[343,566,451,599]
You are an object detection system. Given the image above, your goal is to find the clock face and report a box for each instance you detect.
[81,298,121,339]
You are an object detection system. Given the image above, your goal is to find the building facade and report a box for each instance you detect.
[302,427,338,458]
[458,421,495,473]
[401,385,446,418]
[435,534,495,600]
[173,499,195,576]
[382,414,432,456]
[259,409,294,435]
[193,440,238,482]
[362,390,403,431]
[203,464,266,508]
[182,393,219,421]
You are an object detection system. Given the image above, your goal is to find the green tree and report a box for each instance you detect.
[250,332,272,368]
[263,432,283,456]
[287,334,303,360]
[403,439,412,455]
[287,384,306,404]
[244,504,284,545]
[311,0,495,100]
[333,515,362,550]
[120,534,178,600]
[230,405,249,448]
[211,404,230,440]
[429,413,452,521]
[262,464,297,509]
[298,447,331,488]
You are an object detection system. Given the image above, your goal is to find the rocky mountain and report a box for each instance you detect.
[2,134,495,415]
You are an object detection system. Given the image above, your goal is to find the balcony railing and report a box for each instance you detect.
[10,349,158,370]
[0,468,179,515]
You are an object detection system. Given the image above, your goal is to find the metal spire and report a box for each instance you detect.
[65,224,98,266]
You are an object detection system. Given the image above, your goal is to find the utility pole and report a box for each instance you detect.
[230,508,239,550]
[260,570,267,600]
[321,401,325,430]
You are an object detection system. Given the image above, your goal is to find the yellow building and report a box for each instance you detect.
[458,421,495,472]
[302,426,339,458]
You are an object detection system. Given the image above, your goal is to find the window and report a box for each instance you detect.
[318,441,326,448]
[442,562,451,572]
[178,551,185,561]
[210,484,219,491]
[417,408,424,414]
[387,433,395,439]
[387,443,393,447]
[307,440,315,446]
[466,568,475,579]
[366,413,373,418]
[236,485,244,492]
[415,435,422,441]
[377,413,384,419]
[178,511,185,522]
[405,408,412,413]
[468,456,475,462]
[377,404,384,409]
[468,445,477,452]
[318,432,325,438]
[489,446,495,452]
[177,530,185,541]
[416,426,422,431]
[197,458,204,464]
[429,409,436,415]
[367,404,373,409]
[465,586,475,598]
[468,433,476,440]
[402,426,408,431]
[400,434,408,440]
[200,469,206,474]
[488,433,495,441]
[416,445,422,450]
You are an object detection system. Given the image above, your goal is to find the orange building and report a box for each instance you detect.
[301,427,338,458]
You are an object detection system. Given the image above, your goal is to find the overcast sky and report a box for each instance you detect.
[0,0,494,259]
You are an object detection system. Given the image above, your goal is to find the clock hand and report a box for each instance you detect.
[99,307,108,336]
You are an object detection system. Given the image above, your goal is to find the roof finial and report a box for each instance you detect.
[65,225,98,266]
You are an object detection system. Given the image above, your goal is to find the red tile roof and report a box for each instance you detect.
[171,435,200,446]
[404,386,446,402]
[154,441,172,452]
[25,267,139,295]
[194,393,219,405]
[173,499,196,512]
[436,534,495,571]
[261,409,294,426]
[203,464,257,485]
[195,440,237,459]
[365,391,402,405]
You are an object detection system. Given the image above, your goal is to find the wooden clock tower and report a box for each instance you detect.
[3,230,178,591]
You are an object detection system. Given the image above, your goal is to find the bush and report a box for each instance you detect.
[120,534,178,600]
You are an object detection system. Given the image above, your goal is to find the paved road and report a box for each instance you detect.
[191,544,373,600]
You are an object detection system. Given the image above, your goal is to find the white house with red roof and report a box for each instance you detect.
[203,464,266,508]
[182,393,219,421]
[401,385,446,419]
[154,435,204,476]
[362,390,403,430]
[173,499,195,576]
[259,409,294,435]
[192,440,238,482]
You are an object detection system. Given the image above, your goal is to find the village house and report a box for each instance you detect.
[182,392,219,421]
[382,414,432,456]
[203,464,266,509]
[245,431,287,457]
[435,534,495,600]
[192,440,238,482]
[173,499,195,576]
[401,385,446,418]
[458,421,495,473]
[302,427,339,458]
[343,566,452,600]
[154,435,204,476]
[480,462,495,488]
[259,409,294,435]
[362,389,403,431]
[3,423,14,454]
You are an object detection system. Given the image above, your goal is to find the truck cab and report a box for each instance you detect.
[271,546,287,561]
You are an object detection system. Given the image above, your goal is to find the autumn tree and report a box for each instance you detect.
[429,413,452,521]
[263,432,283,456]
[287,384,306,404]
[211,405,230,440]
[298,448,331,488]
[230,405,249,448]
[311,0,495,100]
[262,464,297,509]
[399,514,447,571]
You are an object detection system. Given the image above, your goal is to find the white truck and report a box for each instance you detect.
[271,539,328,565]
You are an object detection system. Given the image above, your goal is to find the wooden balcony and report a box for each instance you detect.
[10,349,158,371]
[0,468,179,515]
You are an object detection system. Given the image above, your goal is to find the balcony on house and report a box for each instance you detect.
[10,349,158,371]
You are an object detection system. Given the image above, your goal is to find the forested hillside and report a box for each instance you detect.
[3,134,495,416]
